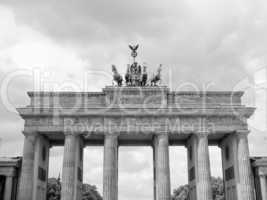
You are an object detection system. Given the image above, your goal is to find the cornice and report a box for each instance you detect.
[16,106,255,118]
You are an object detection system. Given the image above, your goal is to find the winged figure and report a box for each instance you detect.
[129,44,139,51]
[129,44,139,58]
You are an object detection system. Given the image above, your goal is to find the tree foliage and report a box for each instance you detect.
[47,177,102,200]
[172,177,224,200]
[82,184,103,200]
[47,178,61,200]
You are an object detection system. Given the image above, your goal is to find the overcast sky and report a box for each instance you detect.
[0,0,267,200]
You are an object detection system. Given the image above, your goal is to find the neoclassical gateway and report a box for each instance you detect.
[16,86,256,200]
[12,46,266,200]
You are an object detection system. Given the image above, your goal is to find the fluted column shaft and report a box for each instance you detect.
[32,135,50,200]
[4,176,13,200]
[237,134,255,200]
[61,134,77,200]
[260,175,267,200]
[17,134,36,200]
[196,134,212,200]
[153,134,171,200]
[103,135,118,200]
[153,146,157,200]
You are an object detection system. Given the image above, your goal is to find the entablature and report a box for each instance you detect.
[18,87,255,144]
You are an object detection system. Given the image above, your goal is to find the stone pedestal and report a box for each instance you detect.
[187,134,212,200]
[17,134,36,200]
[153,134,171,200]
[4,176,13,200]
[103,135,118,200]
[61,134,83,200]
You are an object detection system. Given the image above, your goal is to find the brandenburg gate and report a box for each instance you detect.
[16,46,256,200]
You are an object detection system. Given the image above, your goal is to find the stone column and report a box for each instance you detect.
[153,145,157,200]
[236,132,255,200]
[4,176,13,200]
[197,134,212,200]
[220,134,238,200]
[187,133,212,200]
[103,135,118,200]
[74,137,84,200]
[259,175,267,200]
[17,133,36,200]
[32,135,50,200]
[61,134,79,200]
[153,134,171,200]
[220,131,255,200]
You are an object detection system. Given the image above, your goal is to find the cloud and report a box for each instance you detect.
[0,1,267,200]
[3,0,267,84]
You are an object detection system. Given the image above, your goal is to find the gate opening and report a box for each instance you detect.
[118,146,153,200]
[169,146,187,193]
[48,146,63,179]
[83,146,103,195]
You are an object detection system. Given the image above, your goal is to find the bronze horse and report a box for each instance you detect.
[141,66,148,86]
[150,64,162,86]
[125,65,131,86]
[112,65,123,86]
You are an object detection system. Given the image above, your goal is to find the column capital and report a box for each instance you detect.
[104,133,119,138]
[190,131,210,139]
[63,131,81,137]
[23,130,38,137]
[155,133,169,138]
[258,168,267,177]
[197,132,209,137]
[22,131,38,146]
[235,130,250,137]
[259,174,267,178]
[153,134,169,147]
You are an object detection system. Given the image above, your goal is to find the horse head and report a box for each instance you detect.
[126,64,131,73]
[157,64,162,74]
[112,65,118,74]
